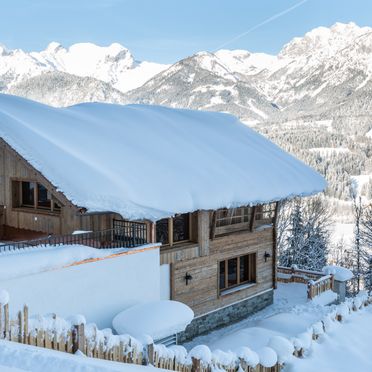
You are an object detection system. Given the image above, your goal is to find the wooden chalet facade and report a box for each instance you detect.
[0,93,326,340]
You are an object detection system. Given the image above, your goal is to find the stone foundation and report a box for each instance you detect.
[178,289,273,343]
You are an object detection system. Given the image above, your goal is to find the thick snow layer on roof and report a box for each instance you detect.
[0,94,326,220]
[112,300,194,342]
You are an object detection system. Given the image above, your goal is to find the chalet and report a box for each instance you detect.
[0,93,326,341]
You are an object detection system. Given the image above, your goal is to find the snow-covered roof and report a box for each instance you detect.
[0,93,326,220]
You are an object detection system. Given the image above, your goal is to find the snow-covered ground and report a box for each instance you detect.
[184,283,335,353]
[284,304,372,371]
[0,339,166,372]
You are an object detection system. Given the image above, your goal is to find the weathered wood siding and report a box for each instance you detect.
[168,226,274,316]
[0,140,123,235]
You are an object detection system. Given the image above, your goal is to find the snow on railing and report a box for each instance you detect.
[0,224,148,253]
[307,274,334,300]
[277,266,334,300]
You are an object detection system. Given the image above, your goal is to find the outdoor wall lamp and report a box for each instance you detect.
[264,251,271,262]
[185,272,193,285]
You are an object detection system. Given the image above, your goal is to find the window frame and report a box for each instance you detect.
[218,253,257,294]
[254,203,277,228]
[155,213,192,247]
[12,179,63,215]
[214,206,253,236]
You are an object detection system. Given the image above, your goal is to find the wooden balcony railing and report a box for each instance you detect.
[0,221,148,253]
[277,266,334,300]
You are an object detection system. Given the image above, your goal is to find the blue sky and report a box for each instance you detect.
[1,0,371,63]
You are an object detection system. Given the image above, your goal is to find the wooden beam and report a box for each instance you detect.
[210,211,217,240]
[272,202,280,289]
[250,206,256,232]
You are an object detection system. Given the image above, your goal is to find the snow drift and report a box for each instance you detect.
[0,94,326,221]
[112,300,194,342]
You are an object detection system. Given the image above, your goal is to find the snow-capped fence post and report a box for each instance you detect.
[23,305,28,344]
[147,343,154,365]
[72,323,85,354]
[4,303,9,340]
[191,357,201,372]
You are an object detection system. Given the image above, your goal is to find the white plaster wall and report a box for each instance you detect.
[0,247,160,329]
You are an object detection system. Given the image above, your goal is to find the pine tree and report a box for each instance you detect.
[278,197,331,271]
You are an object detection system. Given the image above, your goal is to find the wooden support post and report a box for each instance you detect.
[209,211,216,240]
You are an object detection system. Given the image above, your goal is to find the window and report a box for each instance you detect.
[215,207,252,236]
[255,203,277,223]
[173,213,190,242]
[156,213,190,246]
[156,218,169,245]
[37,183,51,209]
[219,253,256,292]
[13,180,62,213]
[21,181,35,207]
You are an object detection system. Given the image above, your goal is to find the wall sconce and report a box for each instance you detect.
[264,251,271,262]
[185,272,193,285]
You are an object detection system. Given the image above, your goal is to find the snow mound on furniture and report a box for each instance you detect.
[0,93,326,221]
[112,300,194,342]
[322,265,353,281]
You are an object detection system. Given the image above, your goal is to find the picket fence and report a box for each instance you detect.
[1,294,370,371]
[0,300,281,372]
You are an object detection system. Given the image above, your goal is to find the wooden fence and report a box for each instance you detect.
[277,266,334,300]
[0,300,281,372]
[1,294,371,371]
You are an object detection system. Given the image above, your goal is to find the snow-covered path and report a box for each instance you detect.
[184,283,333,353]
[284,305,372,371]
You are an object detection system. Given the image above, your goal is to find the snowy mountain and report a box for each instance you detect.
[124,51,279,124]
[8,71,128,107]
[3,22,372,121]
[0,41,168,94]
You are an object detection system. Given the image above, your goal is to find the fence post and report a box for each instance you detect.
[191,357,201,372]
[147,343,154,365]
[23,305,28,344]
[17,311,23,343]
[4,303,9,340]
[72,323,85,354]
